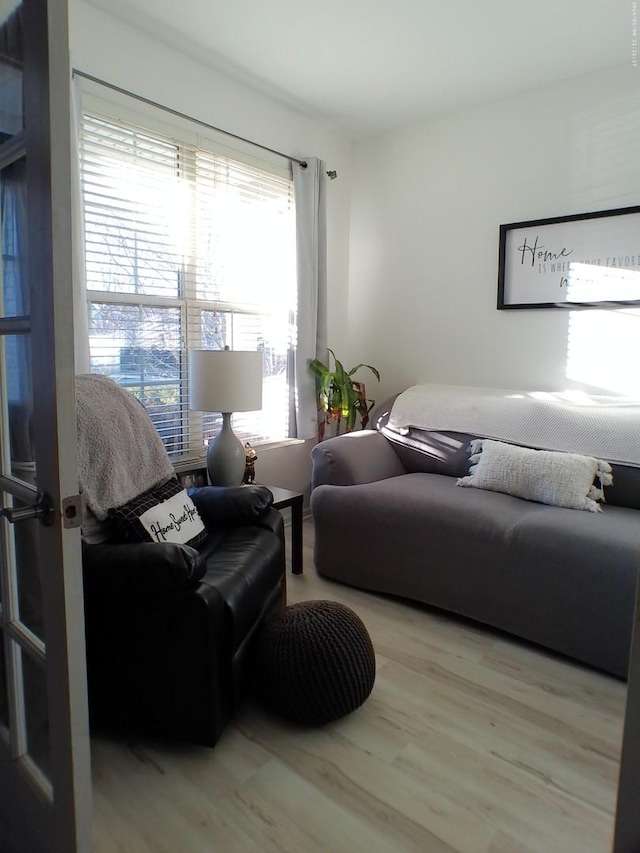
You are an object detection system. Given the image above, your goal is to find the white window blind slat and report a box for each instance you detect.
[81,110,296,459]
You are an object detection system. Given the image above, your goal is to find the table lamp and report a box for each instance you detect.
[189,348,263,486]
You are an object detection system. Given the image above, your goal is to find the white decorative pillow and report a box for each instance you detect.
[456,439,613,512]
[108,477,207,546]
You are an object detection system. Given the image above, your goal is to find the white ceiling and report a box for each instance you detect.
[85,0,630,138]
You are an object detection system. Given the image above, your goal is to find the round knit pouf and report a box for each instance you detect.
[254,600,376,725]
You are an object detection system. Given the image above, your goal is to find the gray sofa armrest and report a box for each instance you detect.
[311,431,406,489]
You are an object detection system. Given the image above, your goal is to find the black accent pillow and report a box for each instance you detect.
[607,463,640,510]
[108,478,208,548]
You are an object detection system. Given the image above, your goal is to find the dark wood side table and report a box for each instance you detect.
[268,486,304,575]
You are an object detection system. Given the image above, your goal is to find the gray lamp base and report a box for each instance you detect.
[206,413,245,486]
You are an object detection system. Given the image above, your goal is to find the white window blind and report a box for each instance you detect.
[80,111,297,459]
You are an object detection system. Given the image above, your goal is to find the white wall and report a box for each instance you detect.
[70,1,354,500]
[349,65,640,404]
[69,8,640,494]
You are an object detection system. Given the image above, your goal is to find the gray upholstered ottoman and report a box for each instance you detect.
[254,600,376,725]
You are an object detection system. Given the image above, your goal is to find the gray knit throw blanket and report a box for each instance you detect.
[389,383,640,467]
[76,374,175,520]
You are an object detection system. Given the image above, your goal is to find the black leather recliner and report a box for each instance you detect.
[82,484,285,747]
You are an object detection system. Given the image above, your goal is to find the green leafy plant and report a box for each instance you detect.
[309,349,380,437]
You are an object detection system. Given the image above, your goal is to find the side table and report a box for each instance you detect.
[267,486,304,575]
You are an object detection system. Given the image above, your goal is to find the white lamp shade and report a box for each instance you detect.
[189,350,263,413]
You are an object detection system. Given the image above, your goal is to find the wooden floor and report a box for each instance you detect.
[92,519,626,852]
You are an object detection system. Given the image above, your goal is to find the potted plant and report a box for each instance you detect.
[309,349,380,439]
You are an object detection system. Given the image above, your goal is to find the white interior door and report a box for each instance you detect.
[0,0,92,851]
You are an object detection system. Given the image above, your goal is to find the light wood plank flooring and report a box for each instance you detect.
[92,518,626,852]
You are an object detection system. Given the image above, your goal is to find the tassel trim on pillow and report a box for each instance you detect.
[587,459,614,505]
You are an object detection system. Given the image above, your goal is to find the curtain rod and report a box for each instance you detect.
[72,68,311,170]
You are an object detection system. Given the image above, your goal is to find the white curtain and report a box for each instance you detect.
[291,157,327,439]
[71,78,91,374]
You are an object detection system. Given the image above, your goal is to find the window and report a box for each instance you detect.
[80,110,297,459]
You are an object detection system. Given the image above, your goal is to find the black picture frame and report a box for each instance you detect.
[175,467,208,489]
[497,205,640,309]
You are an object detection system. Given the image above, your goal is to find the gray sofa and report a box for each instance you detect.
[310,395,640,678]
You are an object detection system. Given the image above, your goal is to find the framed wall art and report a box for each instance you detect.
[497,205,640,309]
[175,467,208,489]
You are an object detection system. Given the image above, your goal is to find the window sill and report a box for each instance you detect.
[255,438,307,452]
[173,438,307,472]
